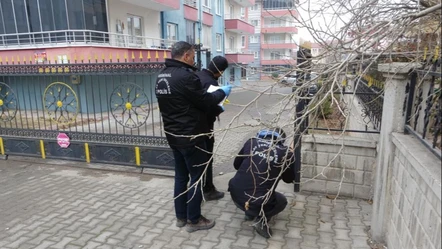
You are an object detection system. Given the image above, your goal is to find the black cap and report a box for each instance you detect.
[208,56,229,73]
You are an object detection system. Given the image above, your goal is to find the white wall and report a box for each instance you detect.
[107,0,161,39]
[386,133,441,249]
[225,31,245,52]
[224,1,243,19]
[247,2,261,33]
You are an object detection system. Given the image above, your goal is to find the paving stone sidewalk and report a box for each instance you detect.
[0,159,373,249]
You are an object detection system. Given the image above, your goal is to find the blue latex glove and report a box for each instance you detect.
[220,106,225,112]
[220,85,232,97]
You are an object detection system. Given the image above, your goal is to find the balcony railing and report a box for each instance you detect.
[224,14,246,20]
[184,0,197,7]
[262,56,293,60]
[225,48,252,54]
[263,23,296,28]
[262,40,295,44]
[263,7,295,10]
[0,30,176,50]
[202,5,211,13]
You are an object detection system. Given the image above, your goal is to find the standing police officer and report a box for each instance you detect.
[155,41,232,232]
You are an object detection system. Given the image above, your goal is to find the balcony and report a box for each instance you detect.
[225,48,254,64]
[0,30,176,51]
[261,57,296,65]
[121,0,180,11]
[262,8,298,18]
[261,41,297,49]
[261,25,298,34]
[225,19,255,34]
[184,3,198,22]
[230,0,255,7]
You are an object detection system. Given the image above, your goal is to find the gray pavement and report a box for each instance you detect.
[212,83,295,175]
[0,158,373,249]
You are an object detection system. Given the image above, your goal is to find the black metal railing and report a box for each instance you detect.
[0,61,167,146]
[405,61,441,159]
[355,77,384,130]
[307,75,384,134]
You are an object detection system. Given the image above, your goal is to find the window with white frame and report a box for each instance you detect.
[241,35,246,47]
[254,51,259,58]
[250,67,256,74]
[240,7,245,19]
[216,33,222,51]
[127,15,143,44]
[250,19,258,26]
[228,36,235,52]
[226,4,234,19]
[185,20,196,44]
[249,35,259,43]
[270,51,281,60]
[166,23,178,41]
[215,0,221,15]
[203,25,212,48]
[250,4,259,11]
[203,0,211,13]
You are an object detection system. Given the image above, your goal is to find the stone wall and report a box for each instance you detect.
[301,134,377,199]
[385,133,441,249]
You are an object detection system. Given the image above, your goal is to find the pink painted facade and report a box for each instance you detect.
[184,5,198,22]
[225,53,254,64]
[153,0,180,9]
[202,12,213,26]
[225,19,255,34]
[0,47,170,64]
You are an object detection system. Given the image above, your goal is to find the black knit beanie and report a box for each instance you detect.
[208,56,229,73]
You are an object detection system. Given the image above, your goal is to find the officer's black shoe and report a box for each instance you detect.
[254,221,272,239]
[203,188,225,201]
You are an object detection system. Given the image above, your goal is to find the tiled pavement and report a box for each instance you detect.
[0,159,373,249]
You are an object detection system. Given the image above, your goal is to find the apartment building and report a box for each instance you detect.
[0,0,180,62]
[162,0,225,70]
[223,0,255,84]
[248,0,298,80]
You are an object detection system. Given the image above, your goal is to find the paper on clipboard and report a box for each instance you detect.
[207,85,227,106]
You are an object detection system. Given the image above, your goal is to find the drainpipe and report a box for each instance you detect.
[222,4,226,85]
[105,0,110,32]
[197,0,203,70]
[160,12,165,40]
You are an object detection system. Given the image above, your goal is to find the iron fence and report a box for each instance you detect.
[405,61,441,159]
[307,75,384,134]
[0,61,175,169]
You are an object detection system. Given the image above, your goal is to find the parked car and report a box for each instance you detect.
[279,72,298,86]
[307,83,319,96]
[290,72,320,96]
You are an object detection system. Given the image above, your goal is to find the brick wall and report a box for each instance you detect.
[385,133,441,249]
[301,135,377,199]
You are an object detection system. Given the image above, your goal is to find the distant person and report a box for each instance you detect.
[155,41,232,232]
[228,128,295,238]
[196,56,230,201]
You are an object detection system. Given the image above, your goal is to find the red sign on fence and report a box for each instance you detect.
[57,133,70,148]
